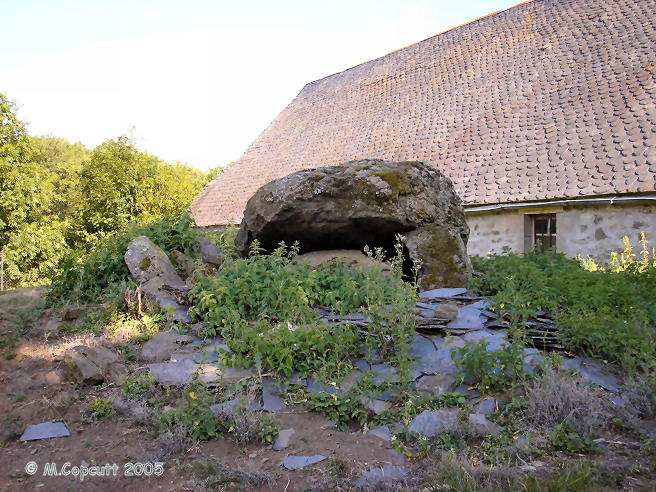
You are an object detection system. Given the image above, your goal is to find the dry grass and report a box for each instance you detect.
[516,365,613,437]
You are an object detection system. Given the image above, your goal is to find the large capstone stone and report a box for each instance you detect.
[235,160,472,289]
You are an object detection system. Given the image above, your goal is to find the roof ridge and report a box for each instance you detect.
[305,0,537,88]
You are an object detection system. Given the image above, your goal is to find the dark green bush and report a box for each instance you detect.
[47,213,200,306]
[471,250,656,373]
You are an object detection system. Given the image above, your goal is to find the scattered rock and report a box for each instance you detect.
[262,388,287,413]
[358,396,392,415]
[473,397,497,415]
[579,364,620,392]
[368,426,392,441]
[416,373,458,395]
[353,464,410,487]
[20,422,70,441]
[448,304,487,331]
[140,330,193,362]
[408,408,459,437]
[194,237,223,267]
[61,304,105,321]
[468,413,501,437]
[306,379,345,396]
[282,455,326,470]
[418,287,467,300]
[64,345,127,384]
[411,334,437,359]
[273,428,295,451]
[419,347,458,376]
[235,159,471,289]
[211,398,262,415]
[370,364,399,385]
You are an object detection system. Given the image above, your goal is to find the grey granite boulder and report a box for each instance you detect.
[235,160,471,290]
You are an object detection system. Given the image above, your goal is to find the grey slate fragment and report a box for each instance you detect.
[473,397,497,415]
[561,357,583,371]
[368,426,391,441]
[20,422,70,441]
[358,396,391,415]
[273,428,295,451]
[419,288,467,299]
[148,358,198,385]
[416,373,458,395]
[419,347,458,376]
[353,464,410,487]
[408,408,459,437]
[286,372,307,386]
[210,399,261,415]
[307,379,345,396]
[411,334,437,359]
[370,364,399,385]
[282,455,326,470]
[262,389,287,413]
[580,365,620,392]
[468,413,501,437]
[354,359,371,372]
[448,305,486,331]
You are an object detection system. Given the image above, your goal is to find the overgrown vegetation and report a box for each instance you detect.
[189,238,418,381]
[0,92,212,289]
[47,213,199,305]
[471,235,656,373]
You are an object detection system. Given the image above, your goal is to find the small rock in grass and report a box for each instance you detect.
[418,288,467,299]
[416,374,457,396]
[468,413,501,437]
[353,464,410,487]
[368,426,391,441]
[408,408,459,437]
[273,428,295,451]
[473,397,497,415]
[282,455,326,470]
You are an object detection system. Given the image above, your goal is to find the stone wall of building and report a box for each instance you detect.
[556,204,655,260]
[466,203,656,260]
[466,211,525,257]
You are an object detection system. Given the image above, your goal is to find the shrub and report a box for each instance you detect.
[471,237,656,373]
[47,213,200,306]
[452,338,528,394]
[189,237,418,380]
[307,392,367,431]
[513,365,612,438]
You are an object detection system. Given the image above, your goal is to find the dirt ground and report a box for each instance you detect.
[0,316,413,492]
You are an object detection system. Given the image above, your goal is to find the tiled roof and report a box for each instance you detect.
[191,0,656,226]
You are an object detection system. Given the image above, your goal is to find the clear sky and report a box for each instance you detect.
[1,0,519,171]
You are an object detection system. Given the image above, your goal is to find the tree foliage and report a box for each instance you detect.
[0,92,212,289]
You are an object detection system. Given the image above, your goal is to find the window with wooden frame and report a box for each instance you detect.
[523,214,557,253]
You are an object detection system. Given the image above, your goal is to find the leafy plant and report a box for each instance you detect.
[307,392,367,431]
[550,423,596,455]
[452,338,528,394]
[47,213,200,306]
[471,238,656,373]
[82,398,114,422]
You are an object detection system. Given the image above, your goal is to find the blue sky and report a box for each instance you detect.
[1,0,519,170]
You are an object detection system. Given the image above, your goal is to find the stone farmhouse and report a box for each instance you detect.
[191,0,656,259]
